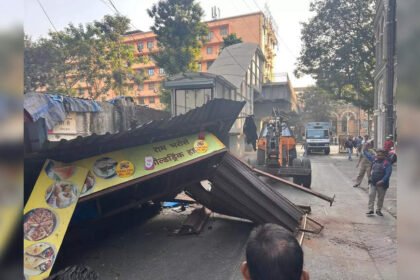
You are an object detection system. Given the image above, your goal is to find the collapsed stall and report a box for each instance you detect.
[24,99,330,279]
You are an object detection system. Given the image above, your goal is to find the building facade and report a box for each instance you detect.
[330,104,370,139]
[374,0,397,148]
[104,12,277,110]
[254,74,298,133]
[294,87,370,143]
[164,43,265,156]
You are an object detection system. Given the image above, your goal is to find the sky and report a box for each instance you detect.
[24,0,315,87]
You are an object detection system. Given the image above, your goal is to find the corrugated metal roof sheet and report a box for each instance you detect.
[29,99,245,162]
[186,152,304,232]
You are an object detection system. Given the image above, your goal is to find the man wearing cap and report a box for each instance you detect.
[384,135,394,153]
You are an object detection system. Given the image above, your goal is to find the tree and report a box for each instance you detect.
[25,35,79,94]
[222,33,242,49]
[295,0,375,112]
[147,0,208,76]
[299,87,334,122]
[24,15,144,99]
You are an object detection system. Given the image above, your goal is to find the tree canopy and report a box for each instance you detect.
[222,33,243,49]
[295,0,375,111]
[24,15,144,99]
[147,0,208,76]
[299,87,335,122]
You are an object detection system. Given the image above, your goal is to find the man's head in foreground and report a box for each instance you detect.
[241,223,309,280]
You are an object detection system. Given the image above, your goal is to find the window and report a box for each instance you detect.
[204,88,212,102]
[149,96,155,104]
[147,41,154,49]
[159,68,165,75]
[148,68,155,76]
[148,82,155,90]
[139,97,145,104]
[185,90,195,111]
[207,31,213,41]
[176,90,186,115]
[196,89,205,107]
[379,16,385,63]
[137,42,143,52]
[220,26,228,36]
[207,60,214,69]
[138,83,143,91]
[206,47,213,54]
[78,88,84,95]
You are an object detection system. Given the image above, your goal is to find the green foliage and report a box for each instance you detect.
[298,87,335,122]
[295,0,375,111]
[159,88,172,112]
[25,35,78,94]
[24,15,145,99]
[147,0,208,76]
[222,33,243,49]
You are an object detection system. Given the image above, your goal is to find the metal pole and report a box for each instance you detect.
[253,168,335,206]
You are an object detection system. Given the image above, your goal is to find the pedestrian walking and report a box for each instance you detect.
[353,136,373,188]
[364,149,392,216]
[344,136,354,161]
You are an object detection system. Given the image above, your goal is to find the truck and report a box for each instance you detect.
[305,122,331,155]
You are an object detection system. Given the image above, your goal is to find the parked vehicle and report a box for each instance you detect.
[305,122,331,155]
[256,109,312,188]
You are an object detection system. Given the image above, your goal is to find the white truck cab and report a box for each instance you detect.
[305,122,331,155]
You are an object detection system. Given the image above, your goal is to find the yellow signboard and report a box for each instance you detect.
[75,132,226,197]
[23,132,225,279]
[23,161,88,280]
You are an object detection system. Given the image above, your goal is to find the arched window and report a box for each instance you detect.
[341,116,348,134]
[331,118,338,134]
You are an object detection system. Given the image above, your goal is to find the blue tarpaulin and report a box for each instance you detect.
[24,92,102,129]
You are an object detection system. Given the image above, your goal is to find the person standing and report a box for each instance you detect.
[355,136,363,156]
[364,149,392,216]
[384,135,394,153]
[353,136,373,188]
[344,136,354,161]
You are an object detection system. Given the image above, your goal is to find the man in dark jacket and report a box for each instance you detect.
[344,136,354,161]
[364,149,392,216]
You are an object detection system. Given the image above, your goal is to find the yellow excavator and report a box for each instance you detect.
[256,108,312,188]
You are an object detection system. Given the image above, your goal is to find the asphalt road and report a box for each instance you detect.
[53,146,396,280]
